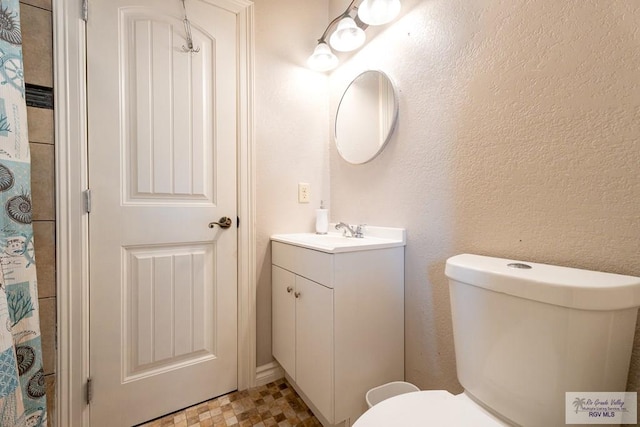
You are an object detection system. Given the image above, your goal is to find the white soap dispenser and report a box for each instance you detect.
[316,200,328,234]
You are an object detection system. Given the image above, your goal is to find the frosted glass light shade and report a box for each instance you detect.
[329,17,366,52]
[307,42,339,71]
[357,0,401,25]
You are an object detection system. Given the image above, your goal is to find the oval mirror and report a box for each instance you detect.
[335,70,398,164]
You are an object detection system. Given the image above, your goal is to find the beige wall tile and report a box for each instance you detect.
[21,4,53,87]
[33,221,55,298]
[27,107,54,144]
[20,1,54,423]
[45,373,55,427]
[39,296,55,375]
[20,0,52,11]
[30,142,55,221]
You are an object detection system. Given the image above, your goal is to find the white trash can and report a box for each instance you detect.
[365,381,420,408]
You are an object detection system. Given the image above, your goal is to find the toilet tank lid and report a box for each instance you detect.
[445,254,640,311]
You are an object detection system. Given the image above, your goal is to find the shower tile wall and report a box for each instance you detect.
[20,0,55,425]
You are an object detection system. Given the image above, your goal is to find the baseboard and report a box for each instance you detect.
[255,361,285,387]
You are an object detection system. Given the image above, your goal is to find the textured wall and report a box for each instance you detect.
[254,0,331,365]
[328,0,640,397]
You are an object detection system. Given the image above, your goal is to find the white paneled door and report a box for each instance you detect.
[87,0,238,425]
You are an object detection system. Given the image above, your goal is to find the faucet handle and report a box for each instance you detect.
[355,224,366,238]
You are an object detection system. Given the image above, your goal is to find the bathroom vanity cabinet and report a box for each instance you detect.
[271,234,405,427]
[272,264,334,420]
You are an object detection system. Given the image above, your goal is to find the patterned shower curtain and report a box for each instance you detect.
[0,0,48,425]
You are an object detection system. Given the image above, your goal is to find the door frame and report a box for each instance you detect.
[53,0,256,425]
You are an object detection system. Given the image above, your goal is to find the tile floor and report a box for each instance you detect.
[140,378,322,427]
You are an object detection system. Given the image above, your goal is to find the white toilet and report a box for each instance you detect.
[354,254,640,427]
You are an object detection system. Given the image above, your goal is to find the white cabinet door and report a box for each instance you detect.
[272,266,296,377]
[296,276,334,422]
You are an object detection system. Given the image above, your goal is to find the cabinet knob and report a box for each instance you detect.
[286,286,293,293]
[294,292,301,298]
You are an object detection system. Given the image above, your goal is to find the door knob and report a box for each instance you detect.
[208,216,233,229]
[286,286,293,293]
[294,292,301,298]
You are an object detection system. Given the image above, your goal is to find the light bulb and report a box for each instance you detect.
[329,17,366,52]
[357,0,401,26]
[307,42,339,71]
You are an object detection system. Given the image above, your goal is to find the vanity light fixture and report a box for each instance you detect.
[329,17,366,52]
[307,42,340,71]
[307,0,401,72]
[358,0,401,25]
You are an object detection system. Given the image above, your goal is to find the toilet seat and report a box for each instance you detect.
[353,390,510,427]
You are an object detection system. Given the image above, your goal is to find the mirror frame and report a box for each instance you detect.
[334,70,399,165]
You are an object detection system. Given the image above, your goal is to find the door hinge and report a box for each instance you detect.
[86,377,93,404]
[84,189,92,213]
[82,0,88,22]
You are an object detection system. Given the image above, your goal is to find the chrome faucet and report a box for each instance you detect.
[335,222,365,238]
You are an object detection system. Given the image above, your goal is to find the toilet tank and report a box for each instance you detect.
[445,254,640,427]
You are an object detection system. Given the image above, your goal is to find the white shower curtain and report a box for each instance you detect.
[0,0,48,425]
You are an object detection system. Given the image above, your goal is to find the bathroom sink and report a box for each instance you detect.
[271,225,405,254]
